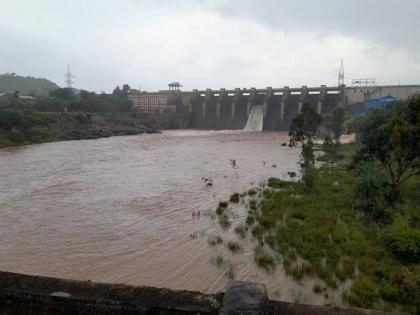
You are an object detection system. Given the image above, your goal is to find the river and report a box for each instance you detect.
[0,130,332,303]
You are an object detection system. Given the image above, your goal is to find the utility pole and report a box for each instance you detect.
[64,65,75,88]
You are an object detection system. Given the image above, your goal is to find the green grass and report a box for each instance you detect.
[207,235,223,246]
[239,144,420,314]
[254,245,276,272]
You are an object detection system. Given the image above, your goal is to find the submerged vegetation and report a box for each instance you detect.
[208,98,420,314]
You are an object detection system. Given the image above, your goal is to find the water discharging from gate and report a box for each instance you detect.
[244,105,264,131]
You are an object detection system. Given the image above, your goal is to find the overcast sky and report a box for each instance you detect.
[1,0,420,92]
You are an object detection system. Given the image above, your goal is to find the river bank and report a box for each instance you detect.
[0,110,161,148]
[211,144,420,314]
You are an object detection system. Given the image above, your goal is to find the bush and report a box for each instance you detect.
[267,177,288,189]
[227,241,242,253]
[302,167,316,191]
[354,167,392,223]
[254,245,276,272]
[383,217,420,262]
[229,193,240,203]
[208,235,223,246]
[218,201,228,208]
[234,225,247,238]
[248,189,257,196]
[215,206,225,216]
[313,283,323,294]
[219,214,231,230]
[345,276,379,308]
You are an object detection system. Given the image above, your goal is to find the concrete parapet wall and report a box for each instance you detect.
[0,271,396,315]
[0,271,221,315]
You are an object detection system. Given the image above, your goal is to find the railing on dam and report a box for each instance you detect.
[0,271,391,315]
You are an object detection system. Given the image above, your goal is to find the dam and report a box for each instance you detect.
[129,84,420,130]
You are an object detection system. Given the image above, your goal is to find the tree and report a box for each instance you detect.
[289,103,322,188]
[50,88,73,100]
[355,96,420,203]
[122,84,130,92]
[112,86,121,96]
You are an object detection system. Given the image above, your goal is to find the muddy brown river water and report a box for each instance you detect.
[0,130,344,305]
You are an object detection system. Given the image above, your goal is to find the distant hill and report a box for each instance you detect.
[0,73,60,96]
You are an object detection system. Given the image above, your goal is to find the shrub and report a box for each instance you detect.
[218,201,228,208]
[227,241,242,253]
[212,255,225,268]
[313,283,323,294]
[208,235,223,246]
[216,206,224,216]
[254,245,276,272]
[229,193,240,203]
[354,167,391,223]
[383,217,420,262]
[267,177,288,189]
[234,225,247,238]
[302,167,316,191]
[249,199,257,211]
[248,189,257,196]
[219,214,231,230]
[379,283,399,303]
[225,263,235,280]
[345,276,379,308]
[246,215,255,226]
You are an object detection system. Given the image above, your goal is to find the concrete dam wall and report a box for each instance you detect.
[180,86,344,131]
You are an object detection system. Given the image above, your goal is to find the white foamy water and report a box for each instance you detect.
[245,105,264,131]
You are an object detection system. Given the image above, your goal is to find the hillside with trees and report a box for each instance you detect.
[0,73,59,96]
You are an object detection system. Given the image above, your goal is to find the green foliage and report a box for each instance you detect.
[301,167,316,191]
[247,189,257,196]
[218,213,231,230]
[353,165,392,223]
[355,97,420,203]
[383,216,420,262]
[224,263,235,280]
[50,88,74,100]
[229,193,240,203]
[234,225,247,238]
[207,235,223,246]
[289,103,322,147]
[0,73,59,96]
[345,276,379,309]
[321,136,339,164]
[218,201,228,208]
[226,241,242,253]
[267,177,288,189]
[254,245,276,272]
[235,143,420,313]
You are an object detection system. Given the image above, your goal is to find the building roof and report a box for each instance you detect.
[364,95,396,109]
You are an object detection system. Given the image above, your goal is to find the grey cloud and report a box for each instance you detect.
[189,0,420,51]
